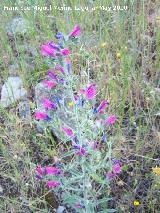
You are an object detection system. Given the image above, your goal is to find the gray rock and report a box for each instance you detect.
[0,185,3,194]
[8,63,19,76]
[56,206,65,213]
[0,77,27,107]
[6,17,29,36]
[18,101,31,120]
[8,62,35,77]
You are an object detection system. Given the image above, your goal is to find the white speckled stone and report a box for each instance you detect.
[56,206,65,213]
[0,77,27,107]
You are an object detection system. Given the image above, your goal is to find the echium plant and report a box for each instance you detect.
[34,25,120,212]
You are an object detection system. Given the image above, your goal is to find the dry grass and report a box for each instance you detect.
[0,0,160,212]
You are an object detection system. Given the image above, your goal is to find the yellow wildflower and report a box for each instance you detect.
[116,52,121,59]
[134,200,140,206]
[101,42,106,48]
[68,102,74,107]
[152,167,160,176]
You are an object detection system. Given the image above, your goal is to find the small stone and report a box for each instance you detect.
[0,185,3,193]
[6,17,29,36]
[8,63,19,76]
[0,77,27,107]
[56,206,65,213]
[18,101,31,120]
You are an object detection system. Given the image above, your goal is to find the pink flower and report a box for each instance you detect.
[40,44,56,56]
[74,95,79,101]
[47,180,60,188]
[35,166,44,179]
[42,98,56,110]
[105,115,116,125]
[43,80,56,89]
[65,57,71,64]
[69,25,81,37]
[36,166,43,175]
[85,83,96,100]
[60,48,70,56]
[106,172,116,180]
[47,70,58,81]
[112,164,121,174]
[45,167,61,175]
[79,88,86,95]
[62,126,73,137]
[34,111,49,120]
[55,65,64,74]
[106,163,121,180]
[75,203,82,209]
[97,100,108,113]
[75,147,86,156]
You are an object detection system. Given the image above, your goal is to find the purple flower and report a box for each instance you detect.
[42,98,56,110]
[72,144,86,156]
[72,136,79,143]
[65,57,71,73]
[105,115,116,125]
[93,107,97,113]
[55,97,61,106]
[34,111,50,121]
[55,32,63,39]
[45,167,61,175]
[101,134,107,142]
[97,100,108,114]
[55,65,64,74]
[75,147,86,156]
[106,163,122,180]
[69,25,81,37]
[58,78,65,84]
[72,144,80,149]
[47,70,58,81]
[60,48,70,56]
[106,172,116,180]
[40,43,56,56]
[62,126,73,137]
[85,83,96,100]
[74,95,79,101]
[57,41,63,48]
[47,180,60,188]
[48,41,59,50]
[112,159,120,164]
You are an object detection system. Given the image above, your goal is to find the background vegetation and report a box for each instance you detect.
[0,0,160,212]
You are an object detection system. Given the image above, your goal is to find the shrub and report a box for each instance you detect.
[34,25,118,213]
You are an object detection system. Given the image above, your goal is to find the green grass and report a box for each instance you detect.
[0,0,160,212]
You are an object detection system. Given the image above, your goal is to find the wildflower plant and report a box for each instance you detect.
[34,25,118,212]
